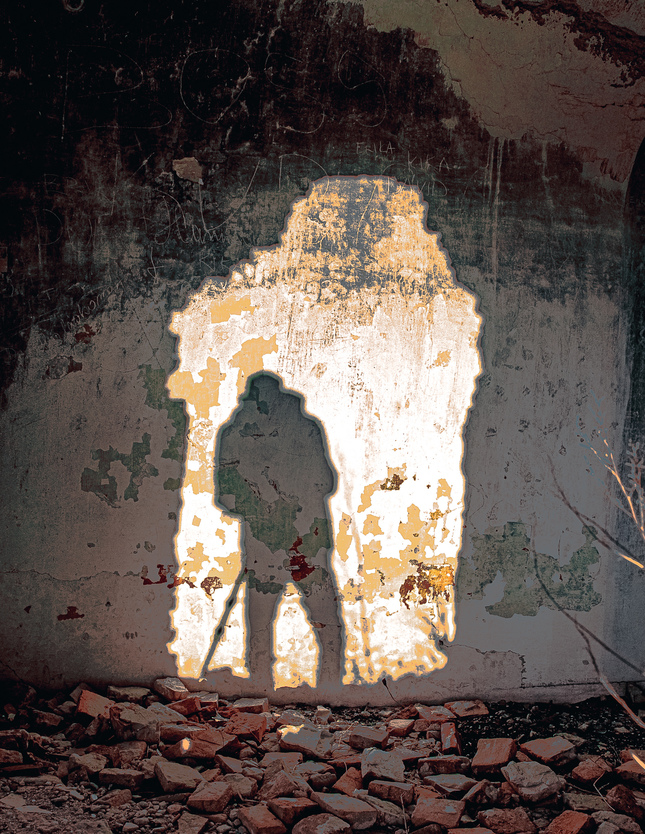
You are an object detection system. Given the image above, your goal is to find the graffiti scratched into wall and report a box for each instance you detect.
[167,176,483,689]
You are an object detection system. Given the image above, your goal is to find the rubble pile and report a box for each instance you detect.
[0,678,644,834]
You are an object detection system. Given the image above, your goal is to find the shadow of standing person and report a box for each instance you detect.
[215,373,343,692]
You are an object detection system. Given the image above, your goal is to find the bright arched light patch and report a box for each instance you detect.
[167,176,482,689]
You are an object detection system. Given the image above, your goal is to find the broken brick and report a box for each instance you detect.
[311,791,378,829]
[520,736,577,768]
[76,690,114,719]
[419,755,471,775]
[348,725,389,750]
[232,697,270,714]
[478,807,538,834]
[97,768,145,789]
[332,766,364,796]
[423,772,478,797]
[444,699,489,717]
[412,797,466,829]
[441,722,462,754]
[361,747,405,782]
[267,797,319,826]
[168,696,201,716]
[292,814,350,834]
[388,717,415,736]
[416,704,457,723]
[154,761,204,793]
[472,738,517,775]
[545,810,594,834]
[225,711,268,743]
[152,677,191,702]
[237,803,288,834]
[187,780,233,813]
[368,779,415,805]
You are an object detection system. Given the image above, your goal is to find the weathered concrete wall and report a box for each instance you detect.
[1,0,644,703]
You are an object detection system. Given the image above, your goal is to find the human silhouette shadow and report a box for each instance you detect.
[209,373,342,691]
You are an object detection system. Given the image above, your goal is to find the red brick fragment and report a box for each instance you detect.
[76,690,114,719]
[292,814,350,834]
[544,810,593,834]
[605,784,644,821]
[225,711,268,743]
[615,760,645,786]
[187,780,233,813]
[412,797,466,828]
[570,757,611,784]
[368,779,415,805]
[237,803,288,834]
[267,797,318,826]
[416,704,456,723]
[444,699,489,717]
[478,807,538,834]
[168,696,201,716]
[332,766,363,796]
[348,725,389,750]
[232,697,269,714]
[441,722,461,754]
[388,718,415,737]
[449,829,493,834]
[419,755,471,775]
[311,791,378,829]
[472,738,517,775]
[98,768,144,789]
[520,736,576,767]
[260,751,303,769]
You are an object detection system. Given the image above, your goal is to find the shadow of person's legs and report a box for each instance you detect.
[215,373,342,689]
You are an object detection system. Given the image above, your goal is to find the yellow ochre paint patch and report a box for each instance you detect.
[336,513,353,563]
[211,295,255,324]
[432,350,451,367]
[363,514,383,535]
[230,336,279,395]
[437,478,452,499]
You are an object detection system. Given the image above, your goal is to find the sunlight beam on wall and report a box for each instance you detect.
[166,175,482,688]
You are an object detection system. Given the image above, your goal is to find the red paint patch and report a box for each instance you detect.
[167,575,196,590]
[75,324,96,344]
[57,606,84,621]
[142,564,171,585]
[288,536,314,582]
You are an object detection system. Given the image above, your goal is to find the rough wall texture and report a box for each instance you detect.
[1,0,644,703]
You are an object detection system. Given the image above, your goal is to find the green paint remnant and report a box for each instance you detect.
[139,365,187,462]
[300,518,331,558]
[218,465,301,553]
[239,421,263,437]
[164,477,181,491]
[247,570,284,595]
[217,468,331,592]
[81,433,159,507]
[456,521,601,617]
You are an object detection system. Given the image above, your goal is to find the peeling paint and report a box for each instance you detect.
[457,522,602,617]
[80,433,159,506]
[140,365,187,464]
